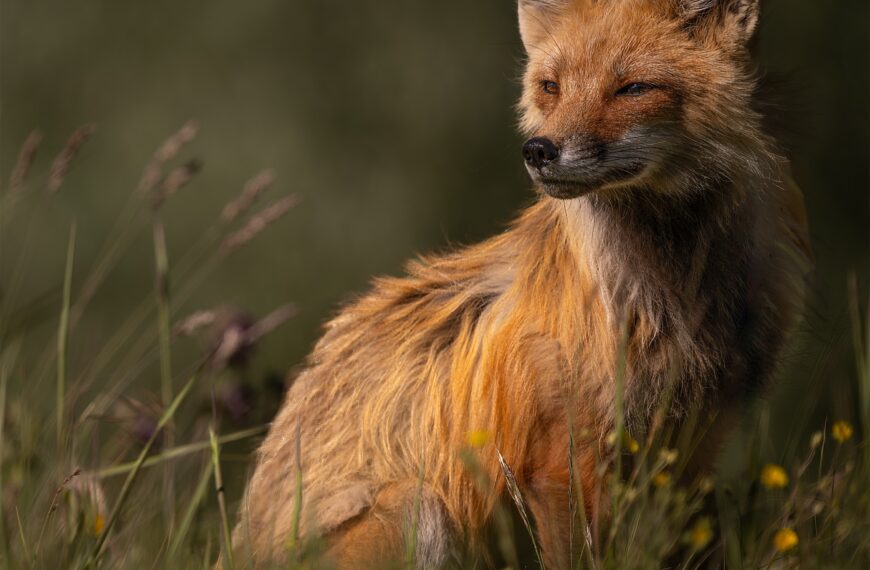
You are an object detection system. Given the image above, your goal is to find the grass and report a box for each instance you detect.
[209,425,234,570]
[152,217,176,533]
[0,124,868,569]
[56,222,76,452]
[89,368,202,565]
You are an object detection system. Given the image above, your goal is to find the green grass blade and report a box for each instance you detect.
[848,275,869,444]
[153,219,173,425]
[0,348,9,565]
[287,423,303,562]
[210,426,235,570]
[0,342,21,567]
[93,425,265,479]
[170,460,214,556]
[57,221,77,450]
[203,532,213,570]
[15,507,30,567]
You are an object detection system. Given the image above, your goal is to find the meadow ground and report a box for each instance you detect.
[0,125,867,569]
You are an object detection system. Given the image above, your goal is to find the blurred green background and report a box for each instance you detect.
[1,0,868,445]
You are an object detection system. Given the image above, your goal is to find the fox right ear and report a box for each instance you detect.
[518,0,570,52]
[679,0,760,49]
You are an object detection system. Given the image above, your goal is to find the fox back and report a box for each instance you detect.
[233,1,811,567]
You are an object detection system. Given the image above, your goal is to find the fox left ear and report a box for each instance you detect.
[518,0,571,53]
[680,0,760,48]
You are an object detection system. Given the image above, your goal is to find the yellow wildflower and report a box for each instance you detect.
[773,528,799,552]
[623,433,640,454]
[652,472,672,488]
[606,431,640,453]
[92,513,106,536]
[686,517,713,550]
[466,430,491,448]
[760,464,789,489]
[832,421,854,443]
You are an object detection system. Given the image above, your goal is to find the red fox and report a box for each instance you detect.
[233,0,811,567]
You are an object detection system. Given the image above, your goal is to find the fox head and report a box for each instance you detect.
[517,0,767,200]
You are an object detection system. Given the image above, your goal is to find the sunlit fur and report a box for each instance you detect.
[233,0,811,567]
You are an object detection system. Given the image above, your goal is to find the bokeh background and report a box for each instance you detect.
[1,0,868,485]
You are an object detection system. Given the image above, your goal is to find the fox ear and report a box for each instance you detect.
[680,0,760,48]
[518,0,570,52]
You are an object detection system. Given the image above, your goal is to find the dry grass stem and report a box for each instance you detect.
[247,303,298,343]
[221,169,275,224]
[14,508,29,565]
[47,125,96,194]
[68,476,108,530]
[0,355,8,563]
[7,130,43,194]
[220,195,300,254]
[57,222,77,449]
[152,217,176,528]
[35,468,82,557]
[496,448,546,570]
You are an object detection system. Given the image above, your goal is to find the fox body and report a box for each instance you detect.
[233,0,810,567]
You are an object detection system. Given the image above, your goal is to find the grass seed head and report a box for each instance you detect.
[659,448,679,465]
[221,169,275,223]
[138,121,198,197]
[8,130,43,194]
[47,124,96,194]
[173,310,218,337]
[220,194,300,254]
[150,158,203,209]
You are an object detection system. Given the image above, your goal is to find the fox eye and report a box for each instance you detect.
[541,80,560,95]
[616,82,656,96]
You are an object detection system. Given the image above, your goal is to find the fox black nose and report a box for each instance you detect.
[523,137,560,169]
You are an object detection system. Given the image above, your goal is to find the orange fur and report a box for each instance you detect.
[233,1,811,567]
